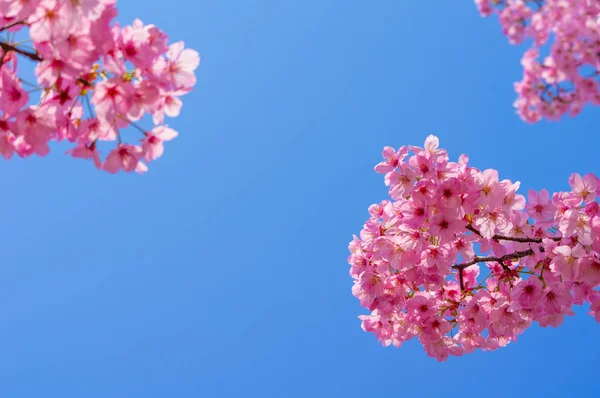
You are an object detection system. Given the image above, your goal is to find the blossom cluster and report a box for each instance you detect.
[348,135,600,361]
[0,0,199,173]
[474,0,600,122]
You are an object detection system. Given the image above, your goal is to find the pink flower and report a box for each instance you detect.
[436,178,463,209]
[422,336,462,362]
[141,125,178,162]
[103,144,147,174]
[453,234,476,262]
[474,210,512,239]
[400,192,429,227]
[408,134,446,161]
[349,136,600,360]
[0,119,16,160]
[406,294,438,322]
[386,165,416,199]
[29,0,71,42]
[526,189,556,220]
[67,143,102,169]
[475,0,492,16]
[127,81,160,121]
[511,278,543,309]
[91,78,134,119]
[0,69,29,115]
[119,19,163,69]
[569,173,597,204]
[0,0,197,174]
[539,284,572,315]
[420,316,452,342]
[474,169,503,207]
[429,209,465,243]
[501,180,526,211]
[374,146,408,174]
[550,245,585,282]
[590,293,600,323]
[151,89,188,125]
[160,41,200,88]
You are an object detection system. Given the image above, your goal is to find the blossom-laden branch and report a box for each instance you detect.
[465,224,560,244]
[453,249,535,271]
[453,248,534,291]
[349,135,600,361]
[474,0,600,122]
[0,1,199,173]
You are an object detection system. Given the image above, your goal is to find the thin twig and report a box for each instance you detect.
[0,41,42,62]
[0,21,26,34]
[452,249,535,271]
[466,224,560,243]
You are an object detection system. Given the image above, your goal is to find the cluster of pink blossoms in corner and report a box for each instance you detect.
[474,0,600,122]
[348,135,600,361]
[0,0,199,173]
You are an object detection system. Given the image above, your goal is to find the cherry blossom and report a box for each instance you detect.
[0,0,199,173]
[475,0,600,122]
[349,135,600,361]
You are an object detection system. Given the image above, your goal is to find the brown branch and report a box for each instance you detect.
[466,224,560,243]
[0,41,42,62]
[452,249,535,271]
[0,41,95,89]
[0,21,26,34]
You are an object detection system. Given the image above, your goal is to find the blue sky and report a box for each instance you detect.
[1,1,598,396]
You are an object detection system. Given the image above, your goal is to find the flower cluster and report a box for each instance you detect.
[349,135,600,361]
[0,0,199,173]
[475,0,600,122]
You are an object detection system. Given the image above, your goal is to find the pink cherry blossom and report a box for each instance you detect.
[429,209,465,244]
[141,125,178,162]
[159,41,200,88]
[475,0,600,122]
[0,1,199,173]
[103,144,147,173]
[511,278,543,310]
[375,146,408,174]
[569,173,598,204]
[349,135,600,361]
[526,189,556,220]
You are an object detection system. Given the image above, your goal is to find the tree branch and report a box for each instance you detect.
[0,21,26,34]
[452,249,535,271]
[466,224,560,243]
[0,41,42,62]
[0,41,94,88]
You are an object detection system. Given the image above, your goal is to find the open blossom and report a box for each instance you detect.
[429,209,464,244]
[511,278,543,310]
[67,143,102,169]
[349,135,600,361]
[569,173,598,204]
[375,146,407,174]
[103,144,147,174]
[141,125,178,161]
[0,0,199,173]
[526,189,556,220]
[157,41,200,88]
[0,69,29,116]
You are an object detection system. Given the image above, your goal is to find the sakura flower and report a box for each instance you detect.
[160,41,200,88]
[141,125,178,161]
[103,144,147,174]
[526,189,556,220]
[569,173,598,204]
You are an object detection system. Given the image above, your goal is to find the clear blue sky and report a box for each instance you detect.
[1,1,598,396]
